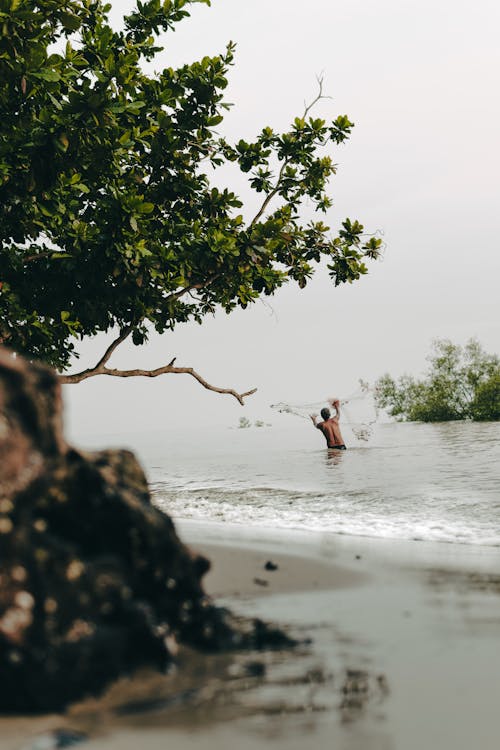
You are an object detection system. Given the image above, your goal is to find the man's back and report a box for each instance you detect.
[317,416,345,448]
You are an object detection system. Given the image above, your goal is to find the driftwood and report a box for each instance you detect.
[0,348,291,712]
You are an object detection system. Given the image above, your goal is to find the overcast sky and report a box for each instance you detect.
[64,0,500,441]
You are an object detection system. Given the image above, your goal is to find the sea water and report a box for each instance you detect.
[108,419,500,548]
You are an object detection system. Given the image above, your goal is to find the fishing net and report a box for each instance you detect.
[271,380,378,441]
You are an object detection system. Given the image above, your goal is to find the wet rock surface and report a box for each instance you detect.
[0,349,293,712]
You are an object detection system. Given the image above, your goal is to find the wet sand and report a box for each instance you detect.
[3,521,500,750]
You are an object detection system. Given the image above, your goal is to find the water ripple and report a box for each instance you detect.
[145,421,500,547]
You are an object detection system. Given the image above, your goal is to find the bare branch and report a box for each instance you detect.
[57,274,254,402]
[60,361,257,405]
[59,368,97,385]
[95,326,133,369]
[302,74,331,119]
[58,325,134,384]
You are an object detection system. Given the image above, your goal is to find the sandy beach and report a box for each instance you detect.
[2,520,500,750]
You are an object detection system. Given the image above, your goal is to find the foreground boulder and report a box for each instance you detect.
[0,349,291,712]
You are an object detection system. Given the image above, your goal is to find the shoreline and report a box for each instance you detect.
[177,516,500,574]
[3,520,500,750]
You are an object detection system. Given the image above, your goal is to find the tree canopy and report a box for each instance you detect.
[0,0,381,401]
[375,339,500,422]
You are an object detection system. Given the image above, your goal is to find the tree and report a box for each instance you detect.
[375,338,500,422]
[469,372,500,421]
[0,0,382,403]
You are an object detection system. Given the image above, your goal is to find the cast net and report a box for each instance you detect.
[271,380,378,442]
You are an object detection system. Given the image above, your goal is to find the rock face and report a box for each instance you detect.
[0,349,291,712]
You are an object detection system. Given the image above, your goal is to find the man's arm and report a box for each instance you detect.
[310,413,319,426]
[328,399,341,421]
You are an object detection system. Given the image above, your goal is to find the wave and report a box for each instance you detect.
[151,483,500,548]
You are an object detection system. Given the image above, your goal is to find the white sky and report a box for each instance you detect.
[64,0,500,440]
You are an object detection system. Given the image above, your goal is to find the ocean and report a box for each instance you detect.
[110,418,500,548]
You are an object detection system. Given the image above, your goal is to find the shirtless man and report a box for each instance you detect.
[310,399,346,450]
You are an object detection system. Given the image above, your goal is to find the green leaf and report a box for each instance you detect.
[207,115,223,126]
[31,70,61,82]
[137,202,155,213]
[59,12,82,32]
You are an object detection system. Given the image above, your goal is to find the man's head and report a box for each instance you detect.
[320,407,331,421]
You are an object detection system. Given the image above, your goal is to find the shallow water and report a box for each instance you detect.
[125,420,500,547]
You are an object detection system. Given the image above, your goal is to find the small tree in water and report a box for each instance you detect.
[375,339,500,422]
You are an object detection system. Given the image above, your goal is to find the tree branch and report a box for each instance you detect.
[302,74,330,119]
[59,361,257,405]
[58,272,256,402]
[249,76,330,228]
[94,326,133,369]
[162,273,220,305]
[22,250,71,263]
[249,158,290,228]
